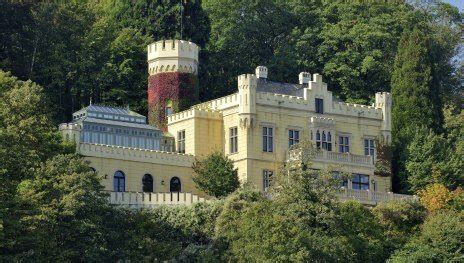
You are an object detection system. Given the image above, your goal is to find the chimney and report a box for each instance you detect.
[255,66,268,79]
[299,72,311,84]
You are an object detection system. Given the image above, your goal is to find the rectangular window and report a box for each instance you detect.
[315,98,324,114]
[263,170,274,192]
[364,139,375,156]
[177,130,186,153]
[229,127,238,153]
[352,174,369,190]
[288,130,300,148]
[165,106,173,117]
[315,130,332,151]
[339,136,349,153]
[262,127,273,152]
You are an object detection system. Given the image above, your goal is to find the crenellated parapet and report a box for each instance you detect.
[332,102,382,119]
[167,107,222,124]
[193,93,239,111]
[79,143,195,167]
[147,39,199,75]
[256,91,382,119]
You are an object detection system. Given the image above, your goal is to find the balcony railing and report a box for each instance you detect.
[288,148,374,167]
[337,188,416,205]
[107,191,206,208]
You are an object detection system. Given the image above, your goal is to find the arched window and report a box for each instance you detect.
[170,177,181,192]
[90,167,96,173]
[113,171,125,192]
[66,134,70,141]
[142,174,153,192]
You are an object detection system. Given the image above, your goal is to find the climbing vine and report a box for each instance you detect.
[148,72,199,130]
[375,139,393,177]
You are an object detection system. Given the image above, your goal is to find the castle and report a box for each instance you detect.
[60,39,411,206]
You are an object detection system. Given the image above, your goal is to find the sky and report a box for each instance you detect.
[443,0,464,12]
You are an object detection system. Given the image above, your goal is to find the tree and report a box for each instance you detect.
[192,151,239,198]
[214,142,391,261]
[0,71,72,259]
[389,210,464,262]
[418,183,463,213]
[16,154,117,261]
[391,27,442,193]
[372,200,427,254]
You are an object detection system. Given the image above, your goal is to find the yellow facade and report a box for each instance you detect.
[62,39,393,197]
[167,71,392,193]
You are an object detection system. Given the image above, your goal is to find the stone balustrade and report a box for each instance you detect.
[288,148,374,167]
[107,191,206,208]
[337,188,416,205]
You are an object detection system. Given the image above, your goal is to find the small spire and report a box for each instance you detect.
[89,98,92,106]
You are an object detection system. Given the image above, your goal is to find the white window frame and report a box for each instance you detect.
[288,129,300,148]
[315,130,332,151]
[229,127,238,154]
[364,138,375,157]
[177,130,186,153]
[262,126,274,152]
[338,135,350,153]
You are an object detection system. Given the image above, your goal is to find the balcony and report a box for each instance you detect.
[337,188,416,205]
[107,191,206,208]
[288,147,374,167]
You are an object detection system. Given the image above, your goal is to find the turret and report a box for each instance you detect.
[147,40,200,130]
[238,74,257,128]
[255,66,268,79]
[375,92,392,143]
[298,72,311,84]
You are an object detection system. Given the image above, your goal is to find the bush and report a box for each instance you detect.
[389,210,464,262]
[372,200,427,255]
[192,151,240,198]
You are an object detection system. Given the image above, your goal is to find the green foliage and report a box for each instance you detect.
[192,151,239,198]
[372,200,427,254]
[391,27,443,193]
[403,107,464,193]
[389,210,464,262]
[17,154,115,261]
[0,71,73,259]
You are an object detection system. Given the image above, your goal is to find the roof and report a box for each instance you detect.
[82,117,161,131]
[256,78,343,103]
[85,105,144,117]
[257,78,305,97]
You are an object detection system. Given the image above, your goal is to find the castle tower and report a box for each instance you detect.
[375,92,392,144]
[147,39,200,130]
[238,74,257,129]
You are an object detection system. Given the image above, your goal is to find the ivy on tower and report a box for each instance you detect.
[147,39,200,130]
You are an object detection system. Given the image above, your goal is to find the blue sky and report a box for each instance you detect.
[443,0,464,12]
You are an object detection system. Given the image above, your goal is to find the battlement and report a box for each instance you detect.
[256,91,382,119]
[193,93,239,111]
[147,39,199,62]
[79,143,195,167]
[375,92,392,108]
[167,107,222,124]
[147,39,199,75]
[237,74,257,88]
[332,102,382,119]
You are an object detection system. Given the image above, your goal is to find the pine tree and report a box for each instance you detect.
[391,27,443,193]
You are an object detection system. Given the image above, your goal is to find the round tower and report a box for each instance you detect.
[147,39,200,130]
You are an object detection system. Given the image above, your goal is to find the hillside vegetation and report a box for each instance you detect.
[0,0,462,261]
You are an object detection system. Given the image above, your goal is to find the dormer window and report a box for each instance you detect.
[315,98,324,114]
